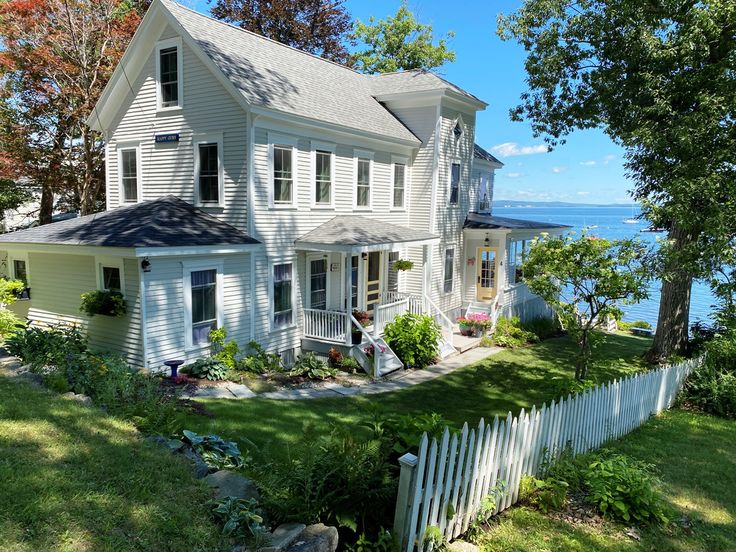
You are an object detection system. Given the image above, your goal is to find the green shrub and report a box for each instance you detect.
[0,278,25,304]
[239,341,282,373]
[385,412,453,455]
[0,308,24,338]
[339,356,361,373]
[584,453,670,524]
[210,327,240,369]
[345,528,395,552]
[42,369,71,393]
[79,290,126,317]
[383,313,441,369]
[519,474,569,513]
[682,333,736,417]
[182,429,246,470]
[188,357,229,381]
[492,317,539,348]
[290,352,337,380]
[618,319,653,331]
[211,496,269,546]
[521,316,561,340]
[6,324,87,370]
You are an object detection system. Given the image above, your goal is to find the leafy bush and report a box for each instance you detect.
[521,316,561,340]
[290,352,337,380]
[0,278,25,304]
[385,412,453,455]
[5,324,87,370]
[188,357,229,381]
[383,313,441,369]
[339,356,361,373]
[0,308,24,338]
[254,424,396,534]
[682,333,736,417]
[239,341,282,373]
[42,369,71,393]
[519,474,569,513]
[209,327,240,369]
[79,290,126,317]
[211,497,269,545]
[182,429,246,470]
[492,317,539,348]
[327,347,343,367]
[345,528,395,552]
[584,454,670,524]
[618,319,653,332]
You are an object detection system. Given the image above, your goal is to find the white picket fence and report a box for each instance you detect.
[393,357,700,551]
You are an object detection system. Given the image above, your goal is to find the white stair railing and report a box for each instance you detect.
[303,309,349,343]
[350,312,404,378]
[422,294,454,346]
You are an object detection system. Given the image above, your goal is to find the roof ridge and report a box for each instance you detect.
[163,0,363,77]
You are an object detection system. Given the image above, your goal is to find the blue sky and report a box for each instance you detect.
[189,0,633,204]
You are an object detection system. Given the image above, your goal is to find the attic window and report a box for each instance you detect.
[156,38,183,110]
[453,122,463,140]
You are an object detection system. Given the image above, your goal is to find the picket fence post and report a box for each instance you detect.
[394,451,418,551]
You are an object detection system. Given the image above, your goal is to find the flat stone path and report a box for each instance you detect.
[189,346,503,401]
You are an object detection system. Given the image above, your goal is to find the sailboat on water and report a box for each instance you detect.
[623,204,639,224]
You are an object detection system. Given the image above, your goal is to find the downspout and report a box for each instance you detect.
[247,112,258,341]
[139,264,149,370]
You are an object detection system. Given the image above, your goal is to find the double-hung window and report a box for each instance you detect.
[509,240,527,284]
[444,248,454,293]
[449,162,460,205]
[191,269,217,345]
[273,263,293,328]
[309,258,328,310]
[119,147,139,203]
[156,38,182,110]
[273,145,294,205]
[196,142,220,204]
[314,149,332,206]
[355,151,373,208]
[12,260,27,286]
[393,161,406,209]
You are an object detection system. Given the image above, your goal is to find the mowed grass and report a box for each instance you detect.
[0,375,226,552]
[182,334,652,458]
[478,410,736,552]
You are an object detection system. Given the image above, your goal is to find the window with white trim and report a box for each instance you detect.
[102,266,122,292]
[314,150,332,205]
[393,163,406,208]
[508,240,528,285]
[387,251,399,293]
[191,269,217,345]
[443,248,454,293]
[308,258,328,310]
[273,145,294,205]
[196,142,220,204]
[119,147,139,203]
[273,263,293,328]
[449,162,460,205]
[12,259,27,285]
[156,38,182,110]
[355,154,372,208]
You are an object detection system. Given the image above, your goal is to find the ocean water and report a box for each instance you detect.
[495,205,716,328]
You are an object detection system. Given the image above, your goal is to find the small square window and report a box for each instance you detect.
[102,266,121,292]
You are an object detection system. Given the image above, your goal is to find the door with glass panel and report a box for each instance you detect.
[365,251,382,315]
[476,247,498,301]
[308,256,328,310]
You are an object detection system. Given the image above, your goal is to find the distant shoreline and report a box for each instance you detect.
[494,200,636,209]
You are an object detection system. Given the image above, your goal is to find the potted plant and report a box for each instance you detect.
[80,290,127,317]
[457,316,474,337]
[468,313,493,336]
[393,259,414,271]
[351,309,370,344]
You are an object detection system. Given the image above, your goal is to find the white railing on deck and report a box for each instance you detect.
[374,299,410,337]
[303,309,348,343]
[392,357,701,551]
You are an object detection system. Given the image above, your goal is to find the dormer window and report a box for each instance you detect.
[156,38,183,110]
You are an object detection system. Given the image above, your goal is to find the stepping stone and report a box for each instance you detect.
[226,383,256,399]
[447,540,479,552]
[193,387,234,399]
[204,470,259,501]
[260,523,306,552]
[286,524,338,552]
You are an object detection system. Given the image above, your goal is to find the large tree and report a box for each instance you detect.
[0,0,143,222]
[209,0,352,64]
[351,1,455,74]
[498,0,736,361]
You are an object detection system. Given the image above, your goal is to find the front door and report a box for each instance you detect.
[476,247,498,301]
[365,251,382,315]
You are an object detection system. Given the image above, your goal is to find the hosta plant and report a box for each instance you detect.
[182,429,246,470]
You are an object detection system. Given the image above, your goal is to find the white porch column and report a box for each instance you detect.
[343,251,352,346]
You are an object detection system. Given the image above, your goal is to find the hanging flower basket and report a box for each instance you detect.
[80,290,127,317]
[393,259,414,271]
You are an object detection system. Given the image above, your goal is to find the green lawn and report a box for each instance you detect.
[478,410,736,551]
[182,334,652,457]
[0,375,226,552]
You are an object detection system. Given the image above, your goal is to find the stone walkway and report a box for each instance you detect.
[188,346,503,401]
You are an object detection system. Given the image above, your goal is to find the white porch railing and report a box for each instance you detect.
[303,309,349,343]
[350,312,404,377]
[374,298,410,337]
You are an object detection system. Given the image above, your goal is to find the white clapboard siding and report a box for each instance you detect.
[393,357,700,551]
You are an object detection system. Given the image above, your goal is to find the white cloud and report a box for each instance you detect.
[577,191,591,196]
[491,142,548,157]
[580,160,597,166]
[551,166,566,173]
[504,172,525,178]
[603,154,616,165]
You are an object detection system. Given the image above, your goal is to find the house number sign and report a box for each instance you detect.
[155,133,180,143]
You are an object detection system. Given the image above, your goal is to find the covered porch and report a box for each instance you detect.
[295,216,452,376]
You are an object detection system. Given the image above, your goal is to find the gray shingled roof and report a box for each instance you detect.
[369,70,487,106]
[163,0,420,144]
[474,144,504,166]
[296,216,439,248]
[464,212,570,230]
[0,196,260,248]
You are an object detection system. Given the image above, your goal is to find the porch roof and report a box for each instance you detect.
[295,215,439,253]
[464,212,571,231]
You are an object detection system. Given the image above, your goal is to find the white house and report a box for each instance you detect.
[0,0,567,375]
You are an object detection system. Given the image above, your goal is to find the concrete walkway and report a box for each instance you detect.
[189,346,503,401]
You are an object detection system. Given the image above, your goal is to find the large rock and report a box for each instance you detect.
[182,447,210,479]
[204,469,259,501]
[61,392,93,406]
[286,524,338,552]
[258,523,306,552]
[447,540,479,552]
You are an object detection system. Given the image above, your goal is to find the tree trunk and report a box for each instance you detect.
[39,181,53,225]
[646,224,694,362]
[575,330,591,381]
